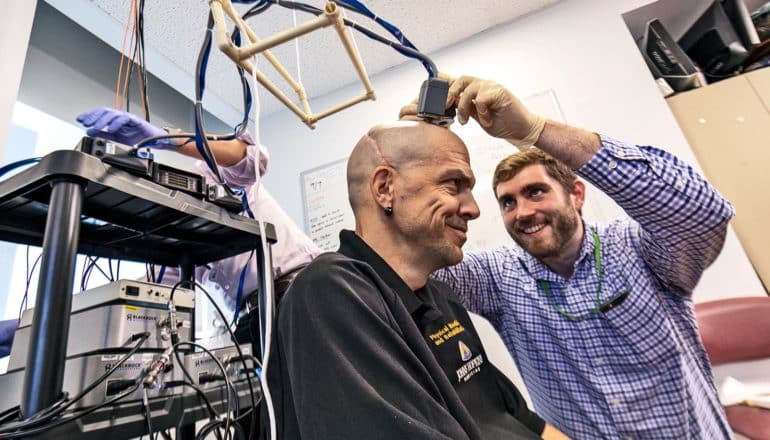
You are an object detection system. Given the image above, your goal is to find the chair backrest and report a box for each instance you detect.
[695,296,770,365]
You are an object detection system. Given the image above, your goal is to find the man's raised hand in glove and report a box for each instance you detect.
[400,75,600,168]
[399,75,546,149]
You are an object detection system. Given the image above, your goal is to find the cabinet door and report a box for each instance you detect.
[747,68,770,111]
[667,73,770,290]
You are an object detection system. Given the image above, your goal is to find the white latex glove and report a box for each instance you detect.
[448,75,546,148]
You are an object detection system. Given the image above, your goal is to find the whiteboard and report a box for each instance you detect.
[463,89,567,251]
[300,89,602,253]
[300,158,355,251]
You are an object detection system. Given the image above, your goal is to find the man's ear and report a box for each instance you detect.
[571,179,586,212]
[371,165,395,210]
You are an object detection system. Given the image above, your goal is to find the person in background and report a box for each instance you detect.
[0,107,320,361]
[399,75,734,438]
[74,108,321,352]
[267,121,568,439]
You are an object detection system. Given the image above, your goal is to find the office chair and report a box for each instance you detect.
[696,296,770,440]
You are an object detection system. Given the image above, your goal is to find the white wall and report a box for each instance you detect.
[0,1,37,162]
[260,0,765,301]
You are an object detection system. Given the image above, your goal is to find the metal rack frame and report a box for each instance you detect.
[0,148,274,436]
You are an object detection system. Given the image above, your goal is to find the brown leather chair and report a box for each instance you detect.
[696,297,770,440]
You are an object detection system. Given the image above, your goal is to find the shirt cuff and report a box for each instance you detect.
[207,131,267,189]
[577,135,650,191]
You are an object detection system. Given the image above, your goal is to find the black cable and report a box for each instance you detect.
[135,132,232,149]
[0,406,21,426]
[263,0,438,75]
[0,381,143,438]
[192,11,227,186]
[108,258,115,282]
[18,246,41,323]
[0,332,150,434]
[163,380,218,421]
[86,256,112,284]
[194,282,258,440]
[137,0,150,121]
[84,259,95,290]
[142,388,155,440]
[173,341,234,440]
[196,417,245,440]
[81,254,91,291]
[169,349,230,440]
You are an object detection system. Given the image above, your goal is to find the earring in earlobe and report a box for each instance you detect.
[384,206,393,217]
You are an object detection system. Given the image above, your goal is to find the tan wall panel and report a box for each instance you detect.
[746,68,770,112]
[667,73,770,290]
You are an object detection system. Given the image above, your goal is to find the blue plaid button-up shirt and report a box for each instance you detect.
[434,137,734,439]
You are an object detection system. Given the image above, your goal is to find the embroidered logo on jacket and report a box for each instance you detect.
[456,354,484,383]
[428,319,466,346]
[458,340,472,361]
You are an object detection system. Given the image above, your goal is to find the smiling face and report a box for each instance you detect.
[495,163,584,262]
[394,135,480,270]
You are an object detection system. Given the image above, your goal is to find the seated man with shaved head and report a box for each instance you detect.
[266,122,566,439]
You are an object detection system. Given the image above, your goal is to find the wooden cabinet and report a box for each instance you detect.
[666,68,770,291]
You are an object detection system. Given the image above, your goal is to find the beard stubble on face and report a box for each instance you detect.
[510,204,580,260]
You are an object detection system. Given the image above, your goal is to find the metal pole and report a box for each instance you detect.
[257,238,274,359]
[21,180,84,417]
[179,263,195,342]
[177,263,196,440]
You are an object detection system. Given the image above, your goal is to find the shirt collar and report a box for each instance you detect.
[337,230,425,315]
[516,221,597,283]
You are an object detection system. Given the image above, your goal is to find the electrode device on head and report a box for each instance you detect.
[416,78,456,127]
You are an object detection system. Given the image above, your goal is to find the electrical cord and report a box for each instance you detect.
[254,220,277,440]
[0,157,41,178]
[81,256,112,291]
[142,388,155,440]
[194,282,258,440]
[162,380,218,421]
[0,380,143,438]
[18,246,41,323]
[333,0,434,75]
[0,332,151,435]
[262,0,438,75]
[196,417,245,440]
[173,341,235,440]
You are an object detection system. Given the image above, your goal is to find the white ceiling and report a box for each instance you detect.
[63,0,559,121]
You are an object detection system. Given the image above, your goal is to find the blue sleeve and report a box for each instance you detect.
[0,319,18,357]
[578,137,734,292]
[432,250,504,319]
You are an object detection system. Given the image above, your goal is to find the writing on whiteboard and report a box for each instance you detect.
[300,158,354,251]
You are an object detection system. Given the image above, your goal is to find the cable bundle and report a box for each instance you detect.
[115,0,151,121]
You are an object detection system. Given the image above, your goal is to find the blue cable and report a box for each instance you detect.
[232,190,256,323]
[157,265,166,284]
[233,251,254,325]
[336,0,418,48]
[332,0,434,75]
[0,158,41,179]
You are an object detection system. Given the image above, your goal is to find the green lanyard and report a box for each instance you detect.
[537,227,603,321]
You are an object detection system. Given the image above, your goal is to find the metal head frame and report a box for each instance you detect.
[209,0,376,129]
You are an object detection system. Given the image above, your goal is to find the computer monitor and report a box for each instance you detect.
[678,1,750,81]
[641,19,705,92]
[723,0,761,49]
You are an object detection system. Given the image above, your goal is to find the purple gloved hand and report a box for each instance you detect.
[76,107,174,148]
[0,319,18,358]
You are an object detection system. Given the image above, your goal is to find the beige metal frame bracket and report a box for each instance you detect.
[209,0,376,128]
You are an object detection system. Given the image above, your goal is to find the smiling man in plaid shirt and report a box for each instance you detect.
[402,75,734,439]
